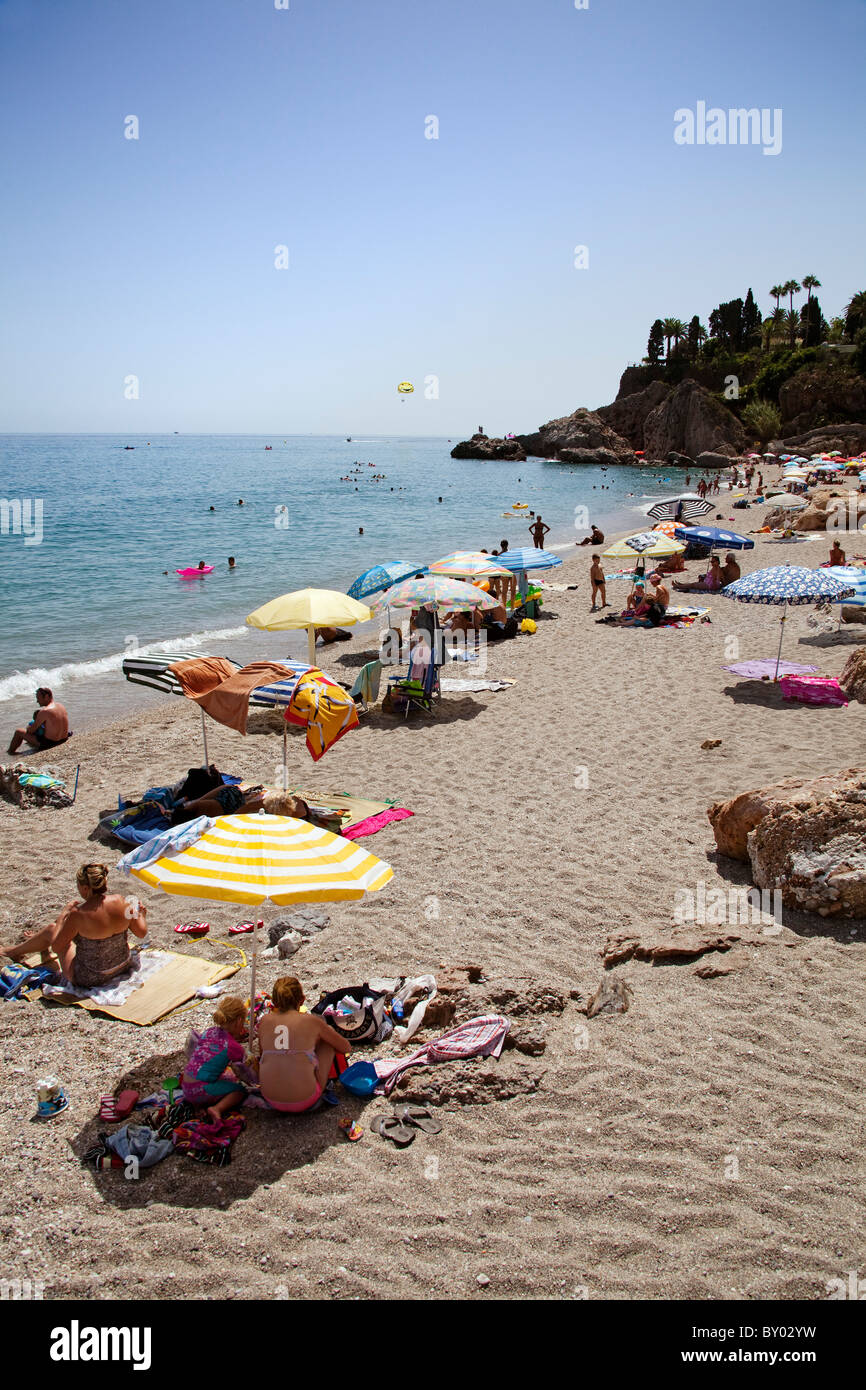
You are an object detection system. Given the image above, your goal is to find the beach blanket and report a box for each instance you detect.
[373,1013,510,1096]
[42,948,165,1007]
[439,678,516,692]
[37,949,239,1024]
[780,675,848,706]
[341,807,413,840]
[723,660,818,679]
[170,659,304,735]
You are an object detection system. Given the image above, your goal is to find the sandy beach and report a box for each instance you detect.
[2,494,864,1303]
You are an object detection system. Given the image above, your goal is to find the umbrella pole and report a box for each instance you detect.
[307,625,317,666]
[282,724,288,789]
[249,918,263,1050]
[773,609,787,682]
[200,707,209,765]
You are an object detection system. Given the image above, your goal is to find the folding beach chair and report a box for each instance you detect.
[386,648,440,718]
[348,660,383,714]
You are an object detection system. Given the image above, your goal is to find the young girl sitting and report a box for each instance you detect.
[182,996,250,1123]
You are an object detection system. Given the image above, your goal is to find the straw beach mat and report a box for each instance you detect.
[24,950,239,1026]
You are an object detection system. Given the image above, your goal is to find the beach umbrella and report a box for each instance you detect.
[130,813,393,1046]
[823,566,866,608]
[765,494,808,510]
[371,574,499,614]
[646,494,713,522]
[722,564,856,679]
[652,520,684,538]
[603,532,685,559]
[346,562,424,601]
[493,546,563,601]
[673,526,754,551]
[247,588,372,665]
[429,552,510,578]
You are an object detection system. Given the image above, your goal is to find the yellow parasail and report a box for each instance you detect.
[397,381,414,396]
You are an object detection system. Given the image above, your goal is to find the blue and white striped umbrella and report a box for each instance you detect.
[824,566,866,608]
[674,526,754,551]
[347,561,424,601]
[723,565,856,605]
[496,547,563,572]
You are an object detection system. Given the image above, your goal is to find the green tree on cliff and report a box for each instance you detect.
[802,274,821,305]
[647,319,665,366]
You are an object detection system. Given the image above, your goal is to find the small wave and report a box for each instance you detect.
[0,626,250,702]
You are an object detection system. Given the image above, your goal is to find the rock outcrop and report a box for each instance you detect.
[450,433,527,461]
[642,379,745,460]
[708,768,866,918]
[839,648,866,703]
[768,421,866,457]
[778,365,866,435]
[597,378,670,449]
[696,450,737,471]
[516,408,635,465]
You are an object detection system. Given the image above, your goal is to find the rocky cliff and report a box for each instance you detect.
[515,408,635,465]
[643,379,745,459]
[449,433,527,461]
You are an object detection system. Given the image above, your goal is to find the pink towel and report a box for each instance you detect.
[780,676,848,707]
[341,808,414,840]
[374,1014,510,1095]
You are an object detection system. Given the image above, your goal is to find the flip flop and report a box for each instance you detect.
[339,1118,363,1142]
[229,922,256,935]
[371,1114,415,1147]
[99,1089,139,1122]
[174,922,210,936]
[392,1103,442,1135]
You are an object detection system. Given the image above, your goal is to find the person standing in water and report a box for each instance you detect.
[529,516,550,549]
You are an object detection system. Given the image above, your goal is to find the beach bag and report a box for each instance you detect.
[313,985,388,1043]
[177,765,223,801]
[339,1061,380,1096]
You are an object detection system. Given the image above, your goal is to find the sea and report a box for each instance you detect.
[0,434,694,731]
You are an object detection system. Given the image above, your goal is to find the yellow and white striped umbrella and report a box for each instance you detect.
[131,813,393,905]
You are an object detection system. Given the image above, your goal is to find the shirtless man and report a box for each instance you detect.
[720,553,741,585]
[828,539,846,566]
[529,516,550,549]
[8,688,70,754]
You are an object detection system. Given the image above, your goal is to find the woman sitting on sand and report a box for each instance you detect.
[182,996,249,1122]
[673,555,723,594]
[256,975,351,1113]
[1,863,147,987]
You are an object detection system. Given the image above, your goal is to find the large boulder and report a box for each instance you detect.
[708,769,866,919]
[597,378,670,449]
[696,450,737,471]
[642,379,745,460]
[769,421,866,457]
[839,648,866,702]
[516,408,635,464]
[450,433,527,461]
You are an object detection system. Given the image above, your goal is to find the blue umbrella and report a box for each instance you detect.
[722,564,856,679]
[674,526,754,551]
[496,547,563,572]
[347,561,425,601]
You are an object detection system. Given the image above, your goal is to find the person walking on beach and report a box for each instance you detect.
[590,555,607,610]
[529,516,550,549]
[8,688,70,754]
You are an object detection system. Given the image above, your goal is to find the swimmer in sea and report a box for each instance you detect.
[228,556,236,569]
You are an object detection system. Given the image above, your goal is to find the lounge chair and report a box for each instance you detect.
[386,650,440,718]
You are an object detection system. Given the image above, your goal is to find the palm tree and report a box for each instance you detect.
[844,290,866,339]
[661,317,680,359]
[784,279,802,315]
[670,318,687,353]
[766,306,786,349]
[802,274,821,305]
[783,308,800,350]
[769,285,784,311]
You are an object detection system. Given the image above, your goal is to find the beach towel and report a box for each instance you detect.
[42,948,163,1007]
[116,816,213,872]
[340,807,413,840]
[373,1013,510,1095]
[349,660,382,705]
[780,675,849,706]
[722,660,818,679]
[37,949,239,1024]
[287,672,359,760]
[170,659,304,735]
[439,678,515,692]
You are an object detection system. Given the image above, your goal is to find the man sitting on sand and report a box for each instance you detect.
[829,539,846,566]
[579,524,605,547]
[8,687,70,754]
[720,552,741,584]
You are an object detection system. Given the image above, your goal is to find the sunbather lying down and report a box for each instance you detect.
[170,787,336,830]
[1,863,147,987]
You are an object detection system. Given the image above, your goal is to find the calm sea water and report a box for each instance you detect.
[0,434,690,728]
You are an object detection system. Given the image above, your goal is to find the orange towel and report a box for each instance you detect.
[169,659,299,735]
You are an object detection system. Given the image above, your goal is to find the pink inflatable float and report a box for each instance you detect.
[176,565,213,578]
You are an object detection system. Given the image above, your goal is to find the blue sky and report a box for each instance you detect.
[1,0,864,435]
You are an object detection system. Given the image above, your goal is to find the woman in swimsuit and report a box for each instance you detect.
[255,975,351,1114]
[1,863,147,986]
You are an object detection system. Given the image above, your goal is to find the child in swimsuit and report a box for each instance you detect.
[182,996,249,1122]
[256,975,351,1114]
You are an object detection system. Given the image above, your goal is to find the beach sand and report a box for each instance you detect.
[2,496,864,1302]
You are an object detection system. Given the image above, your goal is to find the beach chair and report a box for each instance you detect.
[386,649,440,718]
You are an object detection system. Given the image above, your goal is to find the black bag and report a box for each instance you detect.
[312,984,387,1042]
[177,764,223,800]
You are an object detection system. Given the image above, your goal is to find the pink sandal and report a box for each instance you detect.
[174,922,210,936]
[228,921,257,935]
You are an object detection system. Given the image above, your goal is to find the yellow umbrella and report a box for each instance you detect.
[246,588,372,665]
[131,812,393,1044]
[602,532,685,560]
